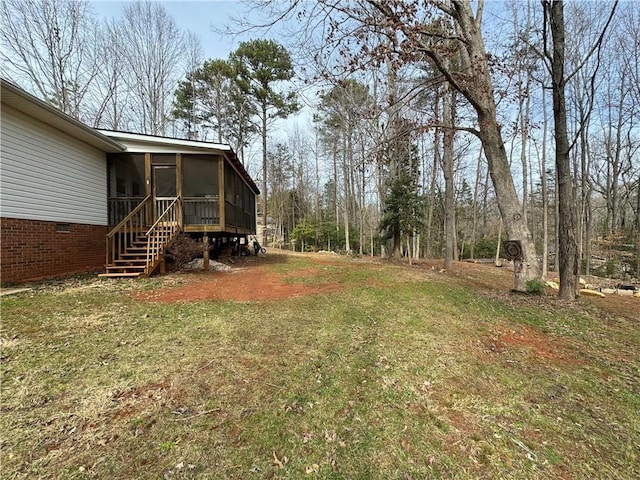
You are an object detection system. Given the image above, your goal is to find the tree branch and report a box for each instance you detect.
[565,0,618,84]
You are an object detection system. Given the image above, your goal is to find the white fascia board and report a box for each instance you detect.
[97,130,232,153]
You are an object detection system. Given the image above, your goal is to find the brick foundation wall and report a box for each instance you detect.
[1,217,108,284]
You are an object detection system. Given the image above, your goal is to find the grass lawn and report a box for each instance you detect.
[1,251,638,479]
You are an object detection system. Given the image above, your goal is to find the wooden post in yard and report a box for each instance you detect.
[203,235,210,271]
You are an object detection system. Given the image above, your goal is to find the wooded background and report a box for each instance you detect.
[2,0,638,285]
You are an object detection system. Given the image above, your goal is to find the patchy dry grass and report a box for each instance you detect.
[1,252,639,479]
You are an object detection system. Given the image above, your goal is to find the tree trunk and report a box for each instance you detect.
[482,165,490,234]
[370,221,375,257]
[585,187,593,276]
[520,78,530,225]
[470,149,483,260]
[495,218,502,266]
[540,86,549,278]
[342,132,351,253]
[609,74,626,235]
[425,94,440,259]
[443,87,456,271]
[636,178,640,277]
[392,230,401,258]
[360,145,366,255]
[344,208,351,253]
[548,0,579,299]
[430,0,540,290]
[333,140,339,240]
[261,104,268,246]
[578,125,589,276]
[477,113,540,291]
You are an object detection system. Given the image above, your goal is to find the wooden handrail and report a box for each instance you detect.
[145,196,182,235]
[105,195,153,268]
[107,195,152,238]
[105,195,183,277]
[144,196,183,274]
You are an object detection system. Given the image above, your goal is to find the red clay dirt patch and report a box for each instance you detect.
[475,324,583,365]
[132,251,638,318]
[132,264,341,303]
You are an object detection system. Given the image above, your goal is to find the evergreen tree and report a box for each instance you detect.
[380,147,425,258]
[230,39,299,245]
[172,72,199,139]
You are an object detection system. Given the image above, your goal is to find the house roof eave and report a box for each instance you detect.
[223,151,261,196]
[97,130,232,151]
[1,78,125,153]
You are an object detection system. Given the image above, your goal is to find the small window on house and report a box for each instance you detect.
[55,223,71,233]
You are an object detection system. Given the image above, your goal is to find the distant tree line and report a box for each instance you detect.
[3,0,638,295]
[245,0,639,296]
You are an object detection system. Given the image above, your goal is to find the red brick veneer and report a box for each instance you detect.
[1,217,108,284]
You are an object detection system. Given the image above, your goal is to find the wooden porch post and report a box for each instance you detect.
[176,153,183,228]
[218,157,225,229]
[145,153,152,225]
[176,153,183,198]
[203,234,210,271]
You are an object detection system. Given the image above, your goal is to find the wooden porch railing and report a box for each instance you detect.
[183,197,219,225]
[108,197,145,226]
[106,195,153,268]
[144,196,183,275]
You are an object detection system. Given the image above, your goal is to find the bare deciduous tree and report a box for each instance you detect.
[1,0,99,120]
[368,0,541,289]
[118,0,186,135]
[541,0,617,298]
[90,19,131,130]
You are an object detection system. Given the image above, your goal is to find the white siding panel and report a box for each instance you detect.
[1,105,108,225]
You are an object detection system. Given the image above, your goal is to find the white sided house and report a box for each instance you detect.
[1,79,124,282]
[1,79,259,283]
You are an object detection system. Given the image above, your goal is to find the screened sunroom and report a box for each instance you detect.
[102,131,258,236]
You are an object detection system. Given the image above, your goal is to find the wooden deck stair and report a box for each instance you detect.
[100,196,183,279]
[99,230,166,278]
